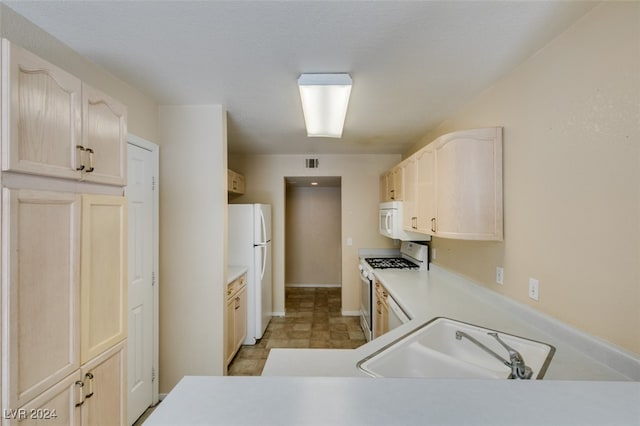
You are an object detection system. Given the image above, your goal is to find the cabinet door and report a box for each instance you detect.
[2,189,80,409]
[236,174,245,194]
[392,166,403,201]
[1,39,82,180]
[81,341,127,426]
[380,300,389,336]
[81,84,127,186]
[234,283,247,351]
[402,158,417,231]
[379,174,387,202]
[225,294,236,365]
[227,170,234,193]
[434,128,503,240]
[373,284,383,339]
[415,147,436,235]
[80,195,127,364]
[227,170,245,195]
[9,372,83,426]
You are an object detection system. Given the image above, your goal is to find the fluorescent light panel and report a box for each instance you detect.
[298,73,352,138]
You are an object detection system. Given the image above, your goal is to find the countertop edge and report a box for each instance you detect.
[227,265,248,284]
[375,264,640,381]
[144,376,640,426]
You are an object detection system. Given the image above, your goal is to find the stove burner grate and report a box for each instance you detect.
[365,257,419,270]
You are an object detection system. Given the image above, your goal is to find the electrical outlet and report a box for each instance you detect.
[496,267,504,285]
[432,248,437,260]
[529,278,540,301]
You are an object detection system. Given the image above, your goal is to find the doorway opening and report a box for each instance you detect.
[285,176,342,290]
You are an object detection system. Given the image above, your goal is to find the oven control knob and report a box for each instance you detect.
[366,271,373,280]
[358,264,363,272]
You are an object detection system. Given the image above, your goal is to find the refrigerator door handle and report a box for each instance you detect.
[259,206,268,244]
[260,244,267,280]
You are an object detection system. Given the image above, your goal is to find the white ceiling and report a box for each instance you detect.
[5,1,597,156]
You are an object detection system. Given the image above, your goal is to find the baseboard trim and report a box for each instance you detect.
[272,311,286,317]
[341,310,360,317]
[286,283,341,288]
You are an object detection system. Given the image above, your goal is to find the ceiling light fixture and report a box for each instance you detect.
[297,73,352,138]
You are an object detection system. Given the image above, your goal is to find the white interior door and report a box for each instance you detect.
[126,139,158,424]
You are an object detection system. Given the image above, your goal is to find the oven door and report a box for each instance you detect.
[359,270,373,342]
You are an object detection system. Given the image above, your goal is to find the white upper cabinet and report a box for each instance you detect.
[379,165,404,202]
[81,84,127,186]
[434,127,503,240]
[402,156,417,230]
[1,39,127,186]
[1,39,83,180]
[399,127,503,241]
[415,145,436,235]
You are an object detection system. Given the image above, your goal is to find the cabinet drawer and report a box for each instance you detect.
[227,273,247,299]
[375,282,388,298]
[226,280,237,299]
[236,274,247,290]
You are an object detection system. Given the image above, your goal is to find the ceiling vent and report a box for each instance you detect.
[305,158,319,169]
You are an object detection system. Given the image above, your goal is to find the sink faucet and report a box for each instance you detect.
[455,330,533,379]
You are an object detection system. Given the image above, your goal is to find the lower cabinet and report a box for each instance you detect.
[1,189,127,425]
[7,341,126,426]
[373,282,389,339]
[79,341,127,426]
[80,194,128,364]
[225,274,247,366]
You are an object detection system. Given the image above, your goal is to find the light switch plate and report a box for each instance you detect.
[496,267,504,285]
[529,278,540,301]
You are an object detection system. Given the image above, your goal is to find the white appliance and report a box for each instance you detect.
[228,204,273,344]
[379,201,430,241]
[358,241,429,341]
[387,294,411,331]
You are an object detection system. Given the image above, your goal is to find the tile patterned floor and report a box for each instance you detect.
[228,287,366,376]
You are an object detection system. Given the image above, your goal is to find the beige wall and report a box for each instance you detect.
[158,105,227,392]
[229,154,399,315]
[0,4,159,142]
[286,186,342,286]
[406,2,640,355]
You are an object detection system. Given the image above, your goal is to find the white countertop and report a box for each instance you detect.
[227,265,248,284]
[143,376,640,426]
[263,265,639,380]
[145,264,640,425]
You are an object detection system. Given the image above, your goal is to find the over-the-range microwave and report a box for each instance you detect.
[379,201,431,241]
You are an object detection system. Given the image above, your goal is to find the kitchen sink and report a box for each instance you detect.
[358,317,555,379]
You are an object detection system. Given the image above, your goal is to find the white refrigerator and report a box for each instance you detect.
[228,204,272,344]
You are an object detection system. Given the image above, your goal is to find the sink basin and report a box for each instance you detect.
[358,317,555,379]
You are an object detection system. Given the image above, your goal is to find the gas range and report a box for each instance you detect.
[359,241,429,277]
[358,241,429,342]
[364,257,419,270]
